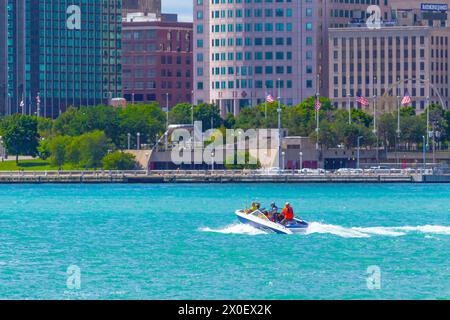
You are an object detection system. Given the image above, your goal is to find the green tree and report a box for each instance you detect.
[378,113,397,151]
[0,114,39,164]
[194,103,222,130]
[49,136,72,169]
[101,151,137,170]
[118,103,165,149]
[223,112,236,129]
[224,151,261,170]
[401,115,426,145]
[169,103,192,125]
[53,105,120,144]
[37,117,53,139]
[76,131,112,168]
[37,138,51,160]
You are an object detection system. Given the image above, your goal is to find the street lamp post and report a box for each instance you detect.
[137,132,141,150]
[357,136,363,169]
[191,91,194,126]
[432,123,437,166]
[422,135,426,172]
[0,135,4,161]
[145,152,150,175]
[127,133,131,150]
[299,152,303,171]
[277,79,282,170]
[166,93,170,149]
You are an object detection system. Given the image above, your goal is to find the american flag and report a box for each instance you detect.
[266,93,275,103]
[356,96,369,106]
[315,96,321,112]
[401,91,412,106]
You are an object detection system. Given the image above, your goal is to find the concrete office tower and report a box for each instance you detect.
[318,0,393,96]
[0,0,122,117]
[328,26,450,113]
[193,0,319,116]
[122,0,161,17]
[390,0,449,27]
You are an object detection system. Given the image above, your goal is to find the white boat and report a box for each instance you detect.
[235,209,309,235]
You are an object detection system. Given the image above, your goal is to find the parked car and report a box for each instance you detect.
[298,168,328,175]
[265,167,283,174]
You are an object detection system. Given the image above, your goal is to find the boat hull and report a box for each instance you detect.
[235,210,308,235]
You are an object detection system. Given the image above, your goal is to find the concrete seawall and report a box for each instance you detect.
[1,171,450,184]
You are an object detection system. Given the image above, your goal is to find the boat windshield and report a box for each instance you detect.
[250,210,270,220]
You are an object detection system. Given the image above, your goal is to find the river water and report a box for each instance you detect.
[0,183,449,299]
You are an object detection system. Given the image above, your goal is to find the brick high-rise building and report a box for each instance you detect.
[122,15,193,109]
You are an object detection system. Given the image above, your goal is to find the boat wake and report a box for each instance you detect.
[199,224,266,235]
[201,222,450,238]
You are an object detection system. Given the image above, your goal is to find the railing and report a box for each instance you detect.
[0,168,445,178]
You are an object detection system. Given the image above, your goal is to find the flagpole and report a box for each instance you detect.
[316,74,320,151]
[426,96,430,151]
[347,94,351,125]
[373,94,379,164]
[36,92,41,118]
[264,84,268,122]
[277,79,282,169]
[396,94,401,166]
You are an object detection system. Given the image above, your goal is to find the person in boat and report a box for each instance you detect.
[269,202,279,222]
[247,202,260,213]
[280,202,294,225]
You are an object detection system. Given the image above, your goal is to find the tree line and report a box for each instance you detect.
[0,97,449,170]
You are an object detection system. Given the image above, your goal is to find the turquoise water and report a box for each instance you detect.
[0,183,449,300]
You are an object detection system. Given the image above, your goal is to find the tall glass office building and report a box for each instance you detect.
[0,0,122,117]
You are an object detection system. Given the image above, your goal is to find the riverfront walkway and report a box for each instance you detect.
[0,170,449,183]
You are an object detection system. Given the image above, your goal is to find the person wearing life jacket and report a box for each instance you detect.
[280,202,294,225]
[248,202,260,213]
[269,202,279,222]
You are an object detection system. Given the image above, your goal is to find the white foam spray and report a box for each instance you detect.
[200,223,450,238]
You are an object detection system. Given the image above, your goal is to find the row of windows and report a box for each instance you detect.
[210,65,313,75]
[207,0,296,4]
[206,78,316,90]
[209,22,305,33]
[123,93,192,103]
[332,36,448,47]
[208,51,315,61]
[123,81,191,90]
[124,69,191,78]
[121,56,191,65]
[208,36,294,47]
[207,8,296,19]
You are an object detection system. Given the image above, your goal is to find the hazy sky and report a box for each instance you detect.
[162,0,193,22]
